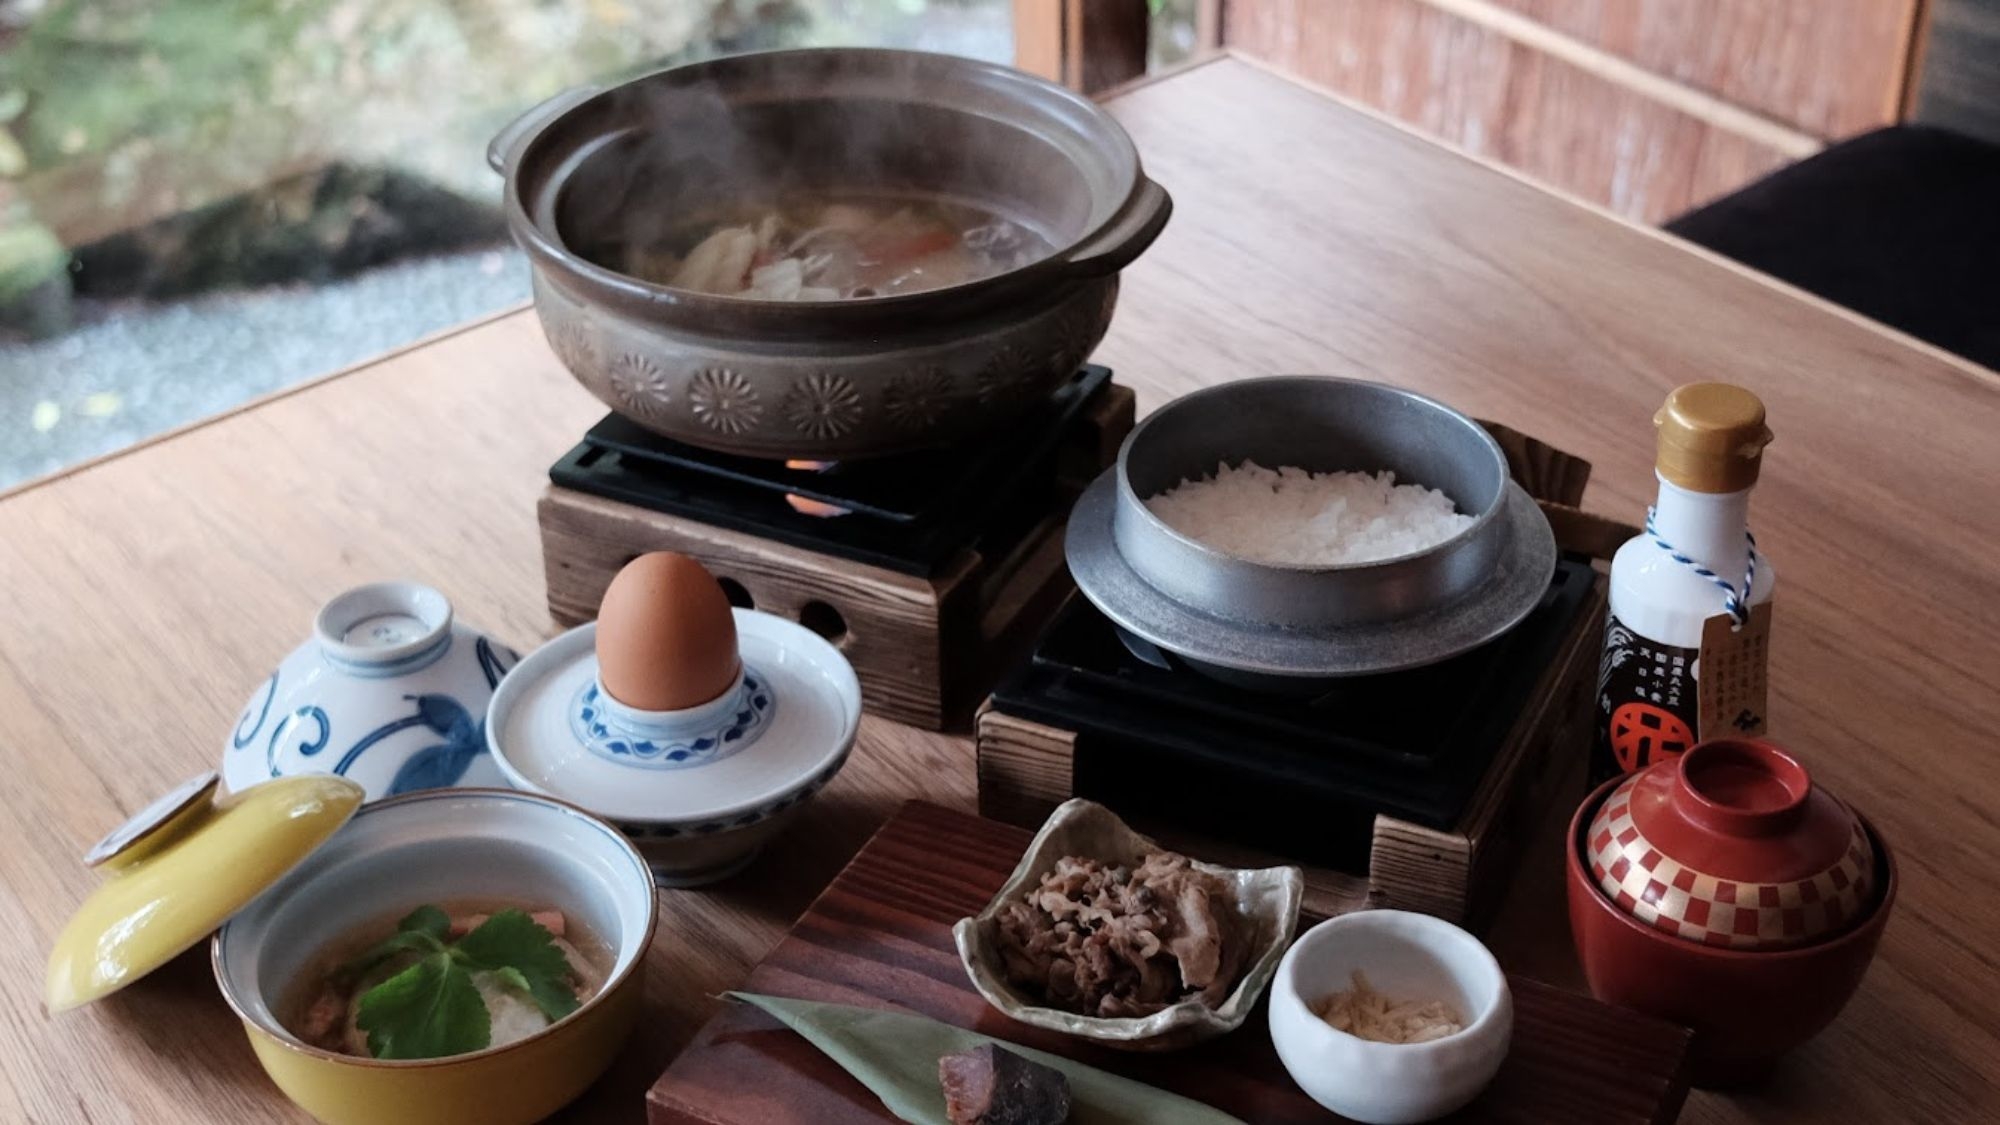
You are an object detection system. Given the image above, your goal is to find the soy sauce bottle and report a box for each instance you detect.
[1593,384,1776,785]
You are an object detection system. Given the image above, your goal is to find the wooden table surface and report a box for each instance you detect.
[4,55,1995,1124]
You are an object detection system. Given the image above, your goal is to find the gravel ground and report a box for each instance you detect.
[0,247,530,490]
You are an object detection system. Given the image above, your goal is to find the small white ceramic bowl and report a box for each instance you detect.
[213,788,657,1125]
[221,581,520,800]
[1268,910,1513,1124]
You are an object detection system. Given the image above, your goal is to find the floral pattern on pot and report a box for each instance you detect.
[882,369,955,431]
[1049,303,1105,375]
[570,669,775,769]
[607,353,671,420]
[544,316,598,379]
[689,367,763,435]
[973,345,1029,407]
[782,372,864,439]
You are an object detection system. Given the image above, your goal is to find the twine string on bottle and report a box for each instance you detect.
[1644,507,1757,630]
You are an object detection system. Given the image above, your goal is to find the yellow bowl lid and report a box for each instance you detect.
[46,770,365,1012]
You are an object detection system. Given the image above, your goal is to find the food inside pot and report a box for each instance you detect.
[1146,462,1476,566]
[618,196,1054,300]
[994,851,1247,1018]
[283,902,608,1060]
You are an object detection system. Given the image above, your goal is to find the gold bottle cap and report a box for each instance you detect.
[1654,383,1773,493]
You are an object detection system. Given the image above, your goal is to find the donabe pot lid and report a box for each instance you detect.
[46,771,366,1011]
[486,610,862,826]
[1065,471,1558,678]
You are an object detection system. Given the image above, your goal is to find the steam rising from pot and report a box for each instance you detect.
[548,50,1091,290]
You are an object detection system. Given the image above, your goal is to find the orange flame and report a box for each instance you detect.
[785,494,851,518]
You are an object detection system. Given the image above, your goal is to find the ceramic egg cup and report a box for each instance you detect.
[1268,911,1513,1125]
[223,582,519,801]
[213,788,658,1125]
[487,610,861,887]
[1567,766,1897,1087]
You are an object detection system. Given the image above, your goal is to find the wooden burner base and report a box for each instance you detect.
[976,575,1605,927]
[538,383,1135,730]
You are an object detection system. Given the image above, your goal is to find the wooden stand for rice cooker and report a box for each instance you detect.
[976,425,1642,928]
[539,381,1135,731]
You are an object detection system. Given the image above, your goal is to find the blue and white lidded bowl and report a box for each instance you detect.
[486,609,861,888]
[221,582,518,801]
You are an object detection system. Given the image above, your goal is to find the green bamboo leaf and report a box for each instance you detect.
[727,993,1246,1125]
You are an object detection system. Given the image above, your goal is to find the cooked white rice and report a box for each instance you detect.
[1144,460,1474,565]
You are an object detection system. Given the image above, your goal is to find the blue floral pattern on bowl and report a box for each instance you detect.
[222,582,519,801]
[569,668,775,770]
[611,742,850,840]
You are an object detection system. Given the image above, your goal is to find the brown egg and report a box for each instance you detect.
[594,552,741,711]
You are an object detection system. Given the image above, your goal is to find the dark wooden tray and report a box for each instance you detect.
[646,801,1690,1124]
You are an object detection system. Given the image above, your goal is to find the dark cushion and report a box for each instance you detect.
[1667,125,2000,371]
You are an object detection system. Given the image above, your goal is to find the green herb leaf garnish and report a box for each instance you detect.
[355,952,490,1060]
[453,909,582,1022]
[346,906,580,1059]
[488,965,535,996]
[401,904,451,941]
[337,905,451,982]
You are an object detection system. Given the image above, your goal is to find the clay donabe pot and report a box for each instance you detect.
[1565,740,1897,1086]
[489,48,1170,460]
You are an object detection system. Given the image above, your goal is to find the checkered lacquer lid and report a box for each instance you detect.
[1585,739,1876,951]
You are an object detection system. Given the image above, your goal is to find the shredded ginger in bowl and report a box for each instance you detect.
[1315,970,1465,1044]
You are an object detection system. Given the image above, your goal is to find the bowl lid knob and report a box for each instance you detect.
[315,581,454,675]
[48,774,365,1012]
[1584,738,1875,950]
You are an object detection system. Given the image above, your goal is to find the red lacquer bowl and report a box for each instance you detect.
[1584,739,1874,950]
[1566,767,1897,1087]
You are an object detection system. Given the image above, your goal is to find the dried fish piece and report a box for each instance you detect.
[939,1043,1072,1125]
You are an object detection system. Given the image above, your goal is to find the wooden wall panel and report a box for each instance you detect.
[1224,0,1799,222]
[1011,0,1149,94]
[1488,0,1919,139]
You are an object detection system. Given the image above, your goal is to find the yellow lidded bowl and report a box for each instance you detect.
[210,787,658,1125]
[46,771,366,1012]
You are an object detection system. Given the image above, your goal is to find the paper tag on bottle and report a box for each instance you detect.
[1698,600,1773,739]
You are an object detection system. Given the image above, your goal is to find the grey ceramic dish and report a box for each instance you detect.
[1065,376,1557,689]
[953,799,1303,1052]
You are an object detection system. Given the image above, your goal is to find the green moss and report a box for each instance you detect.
[0,221,67,296]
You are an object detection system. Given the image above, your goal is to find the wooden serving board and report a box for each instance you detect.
[647,802,1691,1124]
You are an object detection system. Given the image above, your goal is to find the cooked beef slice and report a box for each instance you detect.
[993,850,1244,1017]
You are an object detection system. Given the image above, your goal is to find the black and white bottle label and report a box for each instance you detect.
[1593,613,1701,782]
